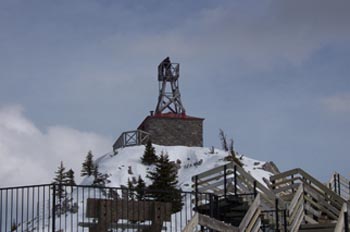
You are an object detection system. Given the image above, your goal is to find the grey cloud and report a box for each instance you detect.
[0,105,112,187]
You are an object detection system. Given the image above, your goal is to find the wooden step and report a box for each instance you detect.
[299,223,336,232]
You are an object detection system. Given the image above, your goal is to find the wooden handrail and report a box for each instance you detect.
[113,130,150,151]
[270,168,345,207]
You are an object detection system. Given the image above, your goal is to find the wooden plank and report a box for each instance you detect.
[239,193,261,231]
[334,203,347,232]
[181,213,198,232]
[270,168,301,182]
[251,219,261,232]
[193,165,226,180]
[270,176,303,189]
[198,213,239,232]
[299,169,345,205]
[290,206,304,232]
[304,214,317,224]
[273,183,300,194]
[245,208,261,232]
[288,184,303,214]
[197,177,234,192]
[196,172,226,186]
[303,184,342,216]
[86,198,172,232]
[304,195,338,220]
[289,194,304,224]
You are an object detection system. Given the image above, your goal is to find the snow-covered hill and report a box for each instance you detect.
[82,145,273,190]
[5,145,274,232]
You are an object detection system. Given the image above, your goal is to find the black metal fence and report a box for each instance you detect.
[1,184,214,232]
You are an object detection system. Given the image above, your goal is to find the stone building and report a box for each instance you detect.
[138,112,204,147]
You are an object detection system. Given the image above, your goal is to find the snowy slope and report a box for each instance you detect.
[9,145,273,232]
[82,145,273,191]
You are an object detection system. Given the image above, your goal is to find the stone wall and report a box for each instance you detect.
[138,116,203,147]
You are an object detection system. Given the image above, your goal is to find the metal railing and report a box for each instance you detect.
[0,184,213,232]
[113,130,150,152]
[328,172,350,201]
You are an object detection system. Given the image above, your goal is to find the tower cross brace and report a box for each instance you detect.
[155,57,186,115]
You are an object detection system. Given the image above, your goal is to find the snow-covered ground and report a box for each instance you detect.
[83,144,273,191]
[5,145,274,232]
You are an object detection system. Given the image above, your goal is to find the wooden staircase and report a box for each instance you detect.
[195,195,250,226]
[184,161,350,231]
[190,161,286,231]
[270,168,349,232]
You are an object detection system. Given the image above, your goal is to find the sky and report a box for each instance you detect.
[0,0,350,186]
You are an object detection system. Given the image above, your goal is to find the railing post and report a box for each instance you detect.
[253,180,257,197]
[52,184,56,232]
[337,173,341,195]
[195,176,199,210]
[234,165,237,195]
[283,209,287,232]
[275,198,280,232]
[209,194,214,218]
[334,173,337,193]
[224,165,227,198]
[214,195,219,219]
[345,209,349,232]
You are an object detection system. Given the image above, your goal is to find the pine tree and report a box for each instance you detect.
[147,153,183,213]
[52,161,68,205]
[141,140,157,165]
[135,175,146,201]
[127,178,135,200]
[92,165,110,187]
[81,150,95,177]
[65,169,76,185]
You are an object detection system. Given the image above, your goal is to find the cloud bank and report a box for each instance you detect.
[0,105,112,187]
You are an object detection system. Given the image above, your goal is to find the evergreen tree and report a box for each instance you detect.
[52,161,67,202]
[92,165,110,187]
[127,178,135,200]
[65,169,76,185]
[147,153,183,213]
[141,140,157,165]
[135,175,146,200]
[81,150,95,177]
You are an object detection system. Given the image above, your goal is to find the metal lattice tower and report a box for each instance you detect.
[155,57,186,115]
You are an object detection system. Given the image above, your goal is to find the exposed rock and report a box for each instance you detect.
[262,161,280,175]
